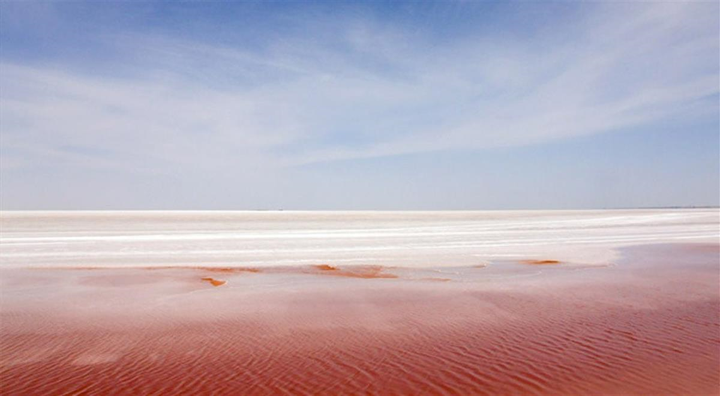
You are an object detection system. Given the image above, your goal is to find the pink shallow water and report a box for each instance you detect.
[1,244,719,395]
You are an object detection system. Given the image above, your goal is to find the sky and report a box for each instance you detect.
[0,1,718,210]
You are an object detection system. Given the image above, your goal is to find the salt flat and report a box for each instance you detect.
[1,210,719,395]
[1,209,717,268]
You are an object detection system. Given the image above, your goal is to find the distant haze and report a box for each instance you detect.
[1,1,718,210]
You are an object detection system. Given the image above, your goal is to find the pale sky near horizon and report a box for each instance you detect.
[0,1,718,210]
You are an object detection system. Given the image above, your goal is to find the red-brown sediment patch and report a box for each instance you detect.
[474,263,489,268]
[310,264,398,279]
[522,259,562,265]
[200,277,226,287]
[195,267,262,274]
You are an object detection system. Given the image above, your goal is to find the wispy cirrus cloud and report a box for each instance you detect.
[0,1,717,209]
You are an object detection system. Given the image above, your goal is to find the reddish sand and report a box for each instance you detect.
[1,243,719,395]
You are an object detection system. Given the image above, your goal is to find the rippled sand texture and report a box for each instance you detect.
[1,243,718,395]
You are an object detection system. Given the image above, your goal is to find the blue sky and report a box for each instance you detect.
[0,1,718,210]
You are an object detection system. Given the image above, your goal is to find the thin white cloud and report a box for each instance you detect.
[0,1,717,177]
